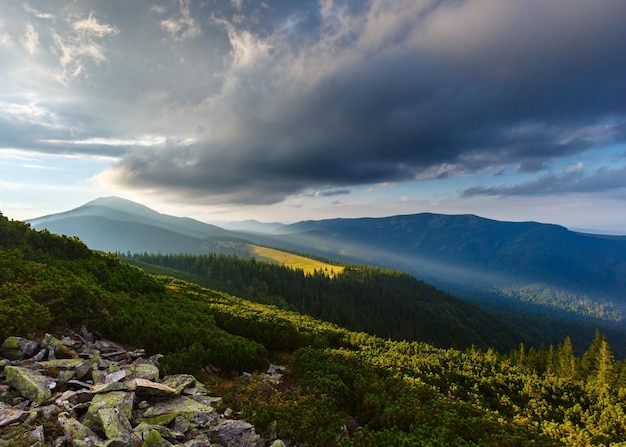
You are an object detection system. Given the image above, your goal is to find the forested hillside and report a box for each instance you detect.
[29,197,626,346]
[124,252,626,358]
[1,213,626,446]
[124,252,523,351]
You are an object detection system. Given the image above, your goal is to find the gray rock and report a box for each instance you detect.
[179,438,216,446]
[58,412,102,447]
[1,336,39,360]
[4,365,56,405]
[129,378,177,397]
[97,407,134,446]
[161,374,196,394]
[124,363,160,381]
[0,403,27,427]
[133,422,184,442]
[84,391,135,432]
[141,395,217,429]
[209,419,260,447]
[137,428,172,447]
[29,424,45,444]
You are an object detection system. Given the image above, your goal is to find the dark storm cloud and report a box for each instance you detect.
[104,0,626,204]
[4,1,626,205]
[460,165,626,198]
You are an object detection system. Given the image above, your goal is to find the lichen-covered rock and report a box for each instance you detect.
[141,396,217,428]
[75,357,98,379]
[41,333,75,360]
[133,422,184,443]
[1,336,39,360]
[160,374,196,394]
[58,412,101,447]
[209,419,260,447]
[188,395,222,408]
[4,366,56,405]
[38,358,85,370]
[179,437,215,446]
[124,363,159,381]
[84,391,135,432]
[37,359,86,384]
[97,407,134,446]
[140,429,170,447]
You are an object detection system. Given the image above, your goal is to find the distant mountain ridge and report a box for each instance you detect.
[29,197,228,240]
[28,197,235,254]
[270,213,626,298]
[28,197,626,329]
[207,219,286,233]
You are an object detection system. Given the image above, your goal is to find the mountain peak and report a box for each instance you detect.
[77,196,166,218]
[82,196,157,213]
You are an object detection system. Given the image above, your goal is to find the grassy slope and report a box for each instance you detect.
[249,244,345,276]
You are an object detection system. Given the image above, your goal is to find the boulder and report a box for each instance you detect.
[58,412,102,447]
[0,402,27,427]
[41,333,79,360]
[133,422,184,443]
[209,419,261,447]
[130,378,177,397]
[124,363,160,381]
[4,366,56,405]
[160,374,196,394]
[84,391,135,432]
[1,336,39,360]
[97,407,134,446]
[139,429,171,447]
[141,396,217,428]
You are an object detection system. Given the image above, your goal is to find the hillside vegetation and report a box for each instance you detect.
[2,213,626,446]
[248,244,345,276]
[29,197,626,351]
[123,252,521,351]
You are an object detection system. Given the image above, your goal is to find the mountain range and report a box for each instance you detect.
[27,196,626,354]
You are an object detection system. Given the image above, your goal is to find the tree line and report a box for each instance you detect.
[124,252,522,351]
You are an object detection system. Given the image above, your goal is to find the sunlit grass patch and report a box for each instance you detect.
[249,245,344,276]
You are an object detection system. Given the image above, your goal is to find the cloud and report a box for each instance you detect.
[158,0,201,41]
[52,12,119,83]
[21,23,39,55]
[460,164,626,198]
[305,189,352,198]
[23,4,55,21]
[0,20,14,48]
[3,1,625,207]
[100,0,626,205]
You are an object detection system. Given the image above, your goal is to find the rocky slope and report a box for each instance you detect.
[0,326,282,447]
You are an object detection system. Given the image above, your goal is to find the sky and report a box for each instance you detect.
[1,0,626,233]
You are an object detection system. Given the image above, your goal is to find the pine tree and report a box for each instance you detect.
[556,336,578,380]
[594,338,615,388]
[581,329,603,381]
